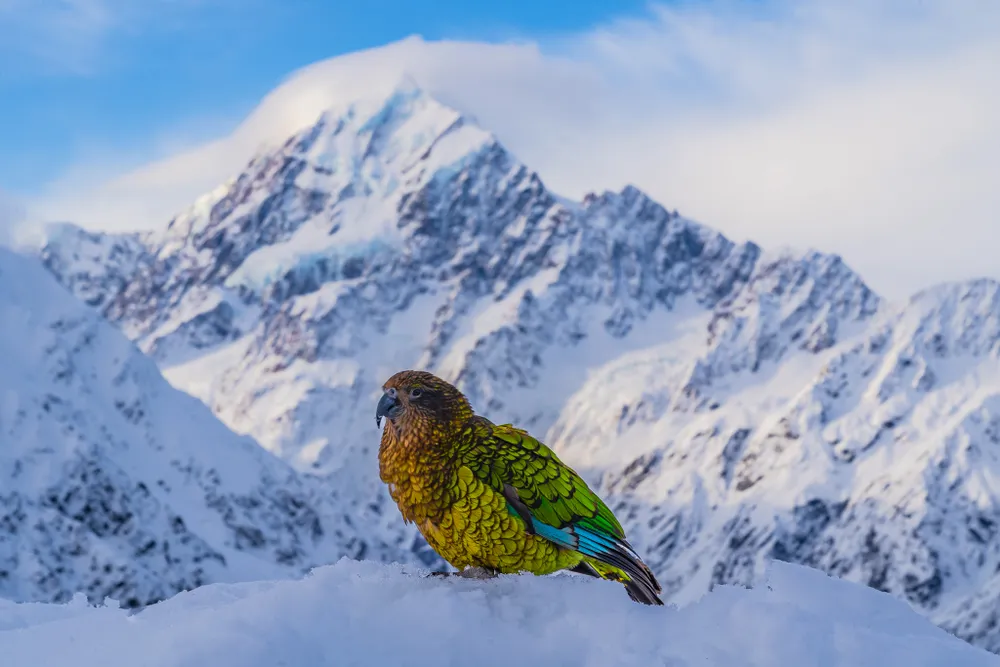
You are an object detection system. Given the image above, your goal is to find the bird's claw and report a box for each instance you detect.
[455,566,499,580]
[425,567,498,580]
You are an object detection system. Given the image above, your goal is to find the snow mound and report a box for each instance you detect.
[0,559,993,667]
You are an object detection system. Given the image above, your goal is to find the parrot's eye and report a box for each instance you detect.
[409,388,423,399]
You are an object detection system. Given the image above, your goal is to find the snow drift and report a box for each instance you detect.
[0,559,995,667]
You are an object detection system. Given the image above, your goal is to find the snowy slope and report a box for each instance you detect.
[548,277,1000,650]
[0,247,410,608]
[33,81,1000,651]
[1,559,996,667]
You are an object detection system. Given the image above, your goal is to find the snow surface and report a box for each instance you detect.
[0,559,995,667]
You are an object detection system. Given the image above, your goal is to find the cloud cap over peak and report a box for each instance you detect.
[28,0,1000,300]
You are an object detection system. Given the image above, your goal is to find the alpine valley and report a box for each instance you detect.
[24,77,1000,652]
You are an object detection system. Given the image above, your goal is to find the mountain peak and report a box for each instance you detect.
[141,78,501,304]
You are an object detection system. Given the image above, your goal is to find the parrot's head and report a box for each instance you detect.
[376,370,473,433]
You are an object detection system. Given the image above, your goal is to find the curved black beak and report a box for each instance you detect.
[376,389,402,428]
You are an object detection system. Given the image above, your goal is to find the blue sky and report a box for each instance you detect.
[0,0,657,195]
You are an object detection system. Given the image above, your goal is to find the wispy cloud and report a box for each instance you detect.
[544,0,1000,297]
[0,188,26,246]
[28,0,1000,298]
[0,0,203,75]
[0,0,116,74]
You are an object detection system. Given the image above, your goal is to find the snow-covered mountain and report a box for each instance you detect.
[40,82,877,466]
[548,276,1000,649]
[33,80,1000,651]
[0,246,411,609]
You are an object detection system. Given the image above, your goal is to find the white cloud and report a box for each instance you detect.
[28,0,1000,299]
[0,190,27,247]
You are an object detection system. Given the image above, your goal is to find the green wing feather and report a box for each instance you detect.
[466,420,624,537]
[461,418,663,605]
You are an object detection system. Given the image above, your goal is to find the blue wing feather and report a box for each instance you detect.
[505,501,640,561]
[504,496,664,605]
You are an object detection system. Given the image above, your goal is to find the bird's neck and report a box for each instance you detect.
[383,412,464,456]
[379,414,469,521]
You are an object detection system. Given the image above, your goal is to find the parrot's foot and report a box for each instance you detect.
[423,567,498,579]
[456,566,499,580]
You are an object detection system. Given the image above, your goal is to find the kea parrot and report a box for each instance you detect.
[376,369,663,605]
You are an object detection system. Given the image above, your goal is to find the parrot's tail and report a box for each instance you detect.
[573,554,664,606]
